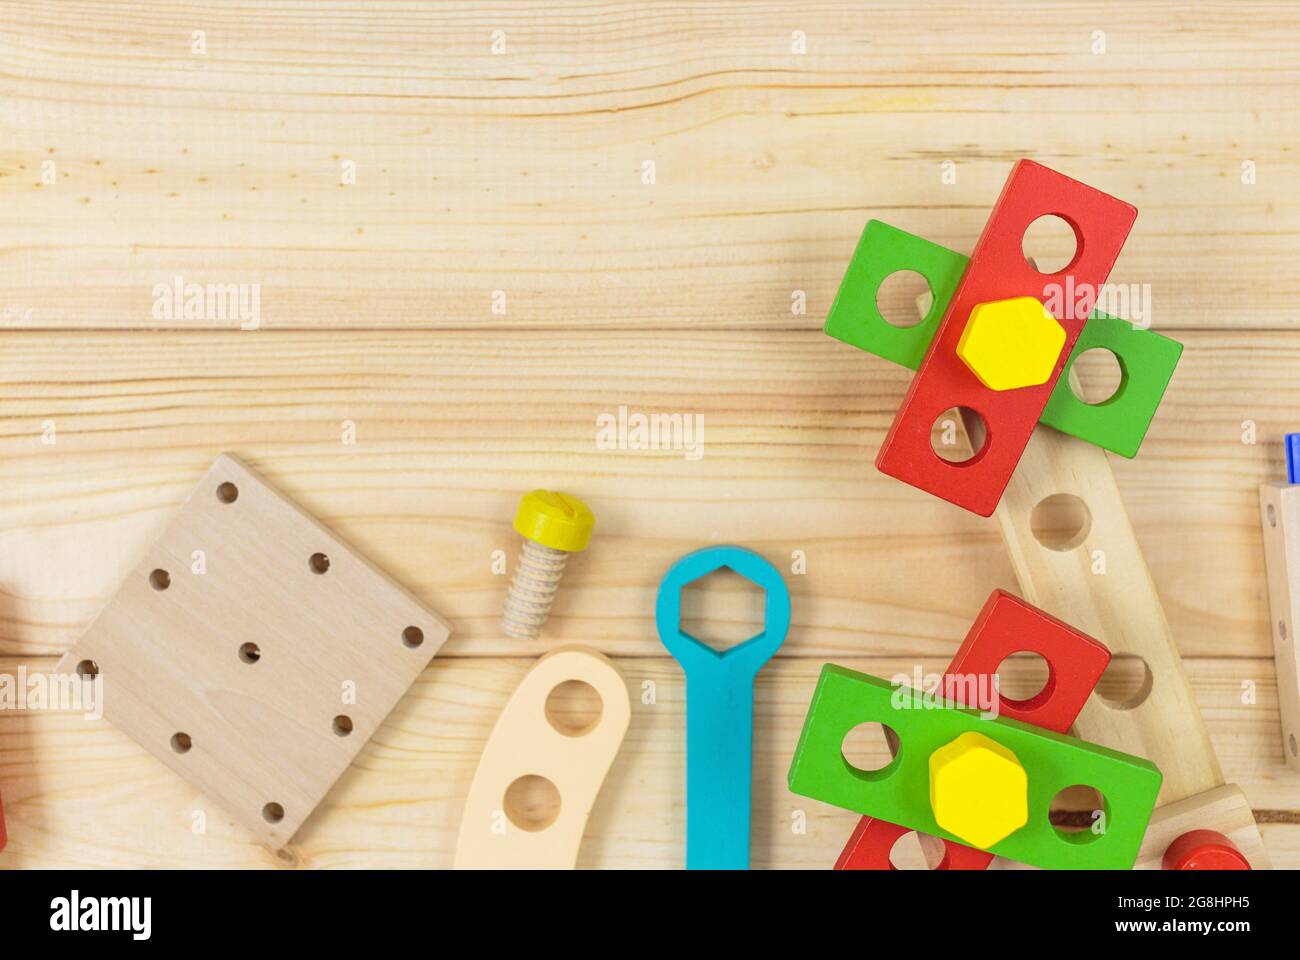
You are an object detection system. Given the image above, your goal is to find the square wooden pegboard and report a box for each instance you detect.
[54,454,452,847]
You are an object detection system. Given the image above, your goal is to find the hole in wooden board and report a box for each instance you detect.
[1067,348,1125,405]
[333,715,353,737]
[216,481,239,504]
[1030,493,1091,551]
[876,269,933,329]
[76,659,99,678]
[930,407,986,464]
[149,568,171,591]
[679,567,766,653]
[545,679,603,737]
[1280,620,1289,643]
[994,652,1052,705]
[503,775,561,832]
[1049,784,1107,842]
[1022,214,1079,274]
[402,625,424,649]
[239,642,261,664]
[1268,504,1278,527]
[1096,655,1153,710]
[170,732,192,754]
[263,802,285,824]
[841,721,900,776]
[309,553,331,575]
[1291,733,1297,758]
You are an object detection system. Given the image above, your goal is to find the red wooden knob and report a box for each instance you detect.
[1162,829,1251,870]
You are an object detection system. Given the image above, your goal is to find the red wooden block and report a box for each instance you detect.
[876,160,1138,515]
[836,589,1110,870]
[1162,830,1252,870]
[836,816,993,871]
[947,589,1112,732]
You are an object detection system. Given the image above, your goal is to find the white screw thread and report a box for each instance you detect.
[502,539,569,639]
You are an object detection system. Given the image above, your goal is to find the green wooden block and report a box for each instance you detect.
[823,220,965,370]
[823,220,1182,459]
[1042,313,1183,458]
[787,664,1162,869]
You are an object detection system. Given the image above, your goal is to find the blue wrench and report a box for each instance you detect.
[655,545,791,869]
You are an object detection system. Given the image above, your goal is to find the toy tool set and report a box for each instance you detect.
[9,160,1283,871]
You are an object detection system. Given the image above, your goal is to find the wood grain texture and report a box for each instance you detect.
[0,329,1290,661]
[1,2,1297,330]
[1,1,1297,869]
[0,655,1293,869]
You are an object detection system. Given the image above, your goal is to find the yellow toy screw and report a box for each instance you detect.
[501,490,595,639]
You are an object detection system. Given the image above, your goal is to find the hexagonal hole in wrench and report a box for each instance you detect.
[678,567,768,653]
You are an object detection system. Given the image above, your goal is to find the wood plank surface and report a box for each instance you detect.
[0,1,1296,869]
[0,329,1290,661]
[1,2,1297,330]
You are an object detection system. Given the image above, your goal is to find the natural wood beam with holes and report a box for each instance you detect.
[963,396,1269,867]
[1258,481,1300,774]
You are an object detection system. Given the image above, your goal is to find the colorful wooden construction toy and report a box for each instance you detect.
[788,665,1162,869]
[825,160,1183,515]
[843,281,1267,874]
[837,589,1110,870]
[454,646,630,869]
[656,545,790,869]
[54,454,453,847]
[501,489,595,639]
[976,422,1271,870]
[1258,449,1300,773]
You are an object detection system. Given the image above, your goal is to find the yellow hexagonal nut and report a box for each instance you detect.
[928,731,1029,849]
[956,296,1066,391]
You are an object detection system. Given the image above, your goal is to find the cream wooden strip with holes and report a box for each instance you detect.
[1258,481,1300,773]
[0,329,1294,661]
[454,646,629,868]
[53,454,452,847]
[0,655,1293,868]
[3,4,1299,330]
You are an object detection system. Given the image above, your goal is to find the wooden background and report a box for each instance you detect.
[0,1,1297,868]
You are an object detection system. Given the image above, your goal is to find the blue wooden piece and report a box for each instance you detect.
[1287,433,1300,484]
[655,546,791,869]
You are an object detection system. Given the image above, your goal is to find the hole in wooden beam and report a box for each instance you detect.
[1030,493,1091,551]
